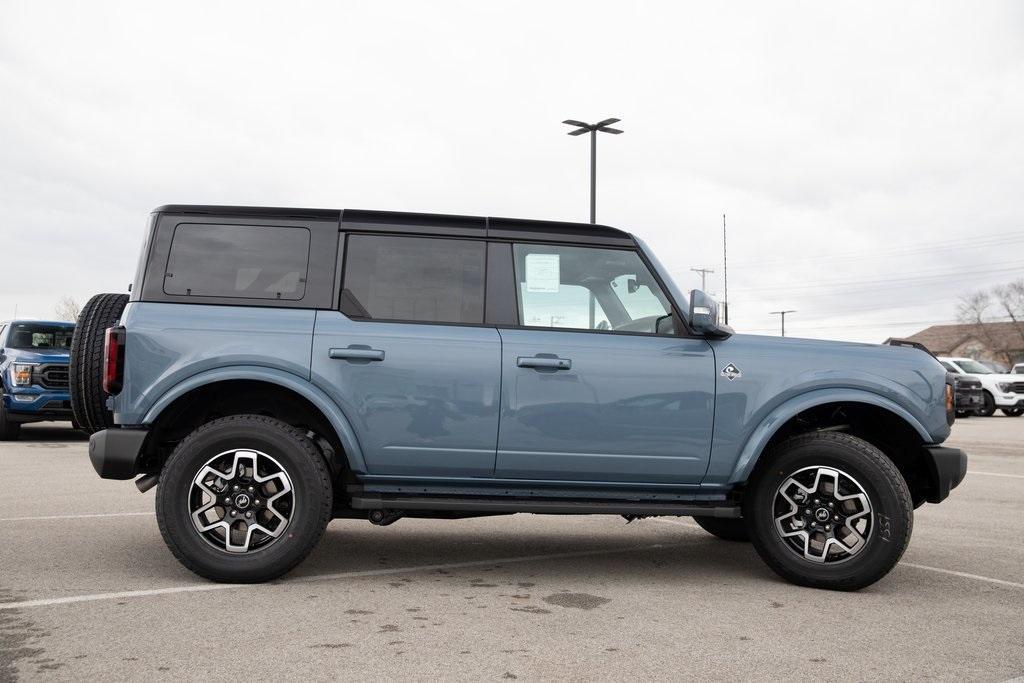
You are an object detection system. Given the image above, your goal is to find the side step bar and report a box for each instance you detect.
[349,495,741,518]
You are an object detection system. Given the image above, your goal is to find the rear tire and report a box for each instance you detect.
[0,399,21,441]
[692,515,749,542]
[69,293,128,434]
[156,415,333,582]
[744,431,913,591]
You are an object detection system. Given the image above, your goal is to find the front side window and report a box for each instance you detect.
[512,244,674,334]
[954,359,992,374]
[342,234,485,324]
[7,323,74,350]
[164,223,311,300]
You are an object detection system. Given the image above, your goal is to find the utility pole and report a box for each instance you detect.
[562,118,623,223]
[722,213,729,325]
[770,310,796,337]
[690,267,715,291]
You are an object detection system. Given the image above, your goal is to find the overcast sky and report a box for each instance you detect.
[1,1,1021,342]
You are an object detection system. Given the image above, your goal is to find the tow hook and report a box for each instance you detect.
[135,473,159,493]
[368,509,403,526]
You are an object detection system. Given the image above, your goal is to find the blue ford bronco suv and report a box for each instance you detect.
[1,320,75,439]
[74,205,967,590]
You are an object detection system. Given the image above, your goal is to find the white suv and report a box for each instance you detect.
[939,357,1024,417]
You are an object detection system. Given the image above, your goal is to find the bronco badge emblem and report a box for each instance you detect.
[721,363,741,381]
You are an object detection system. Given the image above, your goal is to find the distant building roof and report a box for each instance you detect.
[888,321,1024,355]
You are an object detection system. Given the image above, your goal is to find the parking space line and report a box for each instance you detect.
[652,518,1024,591]
[901,563,1024,590]
[0,541,684,611]
[969,471,1024,480]
[0,511,154,522]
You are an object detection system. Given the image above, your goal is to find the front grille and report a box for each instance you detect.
[1010,381,1024,394]
[34,364,69,390]
[40,400,71,411]
[957,378,982,390]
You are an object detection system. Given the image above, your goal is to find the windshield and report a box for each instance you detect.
[6,323,74,350]
[955,359,992,374]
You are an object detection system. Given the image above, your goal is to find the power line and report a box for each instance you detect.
[731,262,1024,294]
[690,267,714,290]
[769,309,796,336]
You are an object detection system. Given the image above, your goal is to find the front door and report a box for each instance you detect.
[495,243,716,483]
[311,233,500,478]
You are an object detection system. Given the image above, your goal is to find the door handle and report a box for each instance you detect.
[329,347,385,362]
[517,356,571,370]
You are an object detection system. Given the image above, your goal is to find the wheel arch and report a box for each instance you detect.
[140,366,366,474]
[729,389,936,506]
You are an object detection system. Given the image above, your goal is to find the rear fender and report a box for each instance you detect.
[141,365,367,473]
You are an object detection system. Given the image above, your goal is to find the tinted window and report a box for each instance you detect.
[7,323,74,349]
[513,244,672,334]
[342,235,485,324]
[164,223,310,300]
[940,361,957,373]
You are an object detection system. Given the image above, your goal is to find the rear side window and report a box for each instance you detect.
[164,223,311,300]
[342,235,485,324]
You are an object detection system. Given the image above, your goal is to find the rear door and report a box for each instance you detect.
[494,242,716,484]
[311,233,501,478]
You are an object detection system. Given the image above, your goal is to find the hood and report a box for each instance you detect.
[3,347,71,364]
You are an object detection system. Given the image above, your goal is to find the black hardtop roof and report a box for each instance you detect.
[153,205,634,245]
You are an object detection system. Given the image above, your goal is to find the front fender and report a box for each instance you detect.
[140,365,367,473]
[725,388,933,485]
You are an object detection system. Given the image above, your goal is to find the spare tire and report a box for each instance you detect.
[70,293,129,434]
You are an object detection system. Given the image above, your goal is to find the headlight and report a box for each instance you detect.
[11,363,34,387]
[997,382,1013,393]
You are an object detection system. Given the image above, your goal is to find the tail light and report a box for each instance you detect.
[103,326,126,395]
[945,376,955,425]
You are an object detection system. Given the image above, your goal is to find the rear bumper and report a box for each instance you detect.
[88,428,148,479]
[922,445,968,504]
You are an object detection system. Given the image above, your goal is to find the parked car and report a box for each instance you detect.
[980,359,1009,374]
[0,320,75,439]
[75,205,967,591]
[939,357,1024,417]
[951,374,984,417]
[1012,363,1024,375]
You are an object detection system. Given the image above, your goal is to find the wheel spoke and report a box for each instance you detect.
[188,448,295,555]
[772,464,873,564]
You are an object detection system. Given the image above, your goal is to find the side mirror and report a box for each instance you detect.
[688,289,733,339]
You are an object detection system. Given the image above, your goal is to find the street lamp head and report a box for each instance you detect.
[563,118,624,135]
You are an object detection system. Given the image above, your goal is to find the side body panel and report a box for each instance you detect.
[311,311,502,478]
[114,302,316,425]
[702,333,952,487]
[496,329,715,484]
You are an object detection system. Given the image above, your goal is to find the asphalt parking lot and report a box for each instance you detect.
[1,418,1022,681]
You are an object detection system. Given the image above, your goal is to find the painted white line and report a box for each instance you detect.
[0,542,680,611]
[653,517,1024,591]
[969,471,1024,480]
[0,511,153,522]
[901,563,1024,591]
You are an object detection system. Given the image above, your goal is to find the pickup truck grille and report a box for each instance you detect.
[1008,381,1024,394]
[34,364,69,390]
[957,377,982,390]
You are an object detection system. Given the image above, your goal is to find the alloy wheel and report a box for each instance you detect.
[773,466,873,564]
[188,449,295,553]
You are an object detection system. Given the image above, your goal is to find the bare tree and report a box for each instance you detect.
[956,290,1012,365]
[993,278,1024,350]
[54,296,81,322]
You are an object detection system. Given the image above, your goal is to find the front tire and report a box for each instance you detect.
[976,391,996,417]
[744,432,913,591]
[1001,407,1023,417]
[692,515,749,542]
[0,399,21,441]
[156,415,333,582]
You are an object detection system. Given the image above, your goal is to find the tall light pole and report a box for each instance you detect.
[690,267,715,291]
[562,118,623,223]
[770,310,796,337]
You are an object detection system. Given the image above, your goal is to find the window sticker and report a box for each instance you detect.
[525,253,560,293]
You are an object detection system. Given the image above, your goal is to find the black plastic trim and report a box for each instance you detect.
[922,445,968,504]
[350,494,740,517]
[88,428,148,480]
